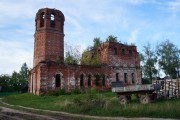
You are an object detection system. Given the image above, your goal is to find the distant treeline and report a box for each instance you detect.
[0,63,29,92]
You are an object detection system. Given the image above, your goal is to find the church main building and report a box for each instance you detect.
[28,8,141,95]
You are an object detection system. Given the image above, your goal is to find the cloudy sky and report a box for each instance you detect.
[0,0,180,75]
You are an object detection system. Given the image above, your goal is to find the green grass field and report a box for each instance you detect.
[1,91,180,119]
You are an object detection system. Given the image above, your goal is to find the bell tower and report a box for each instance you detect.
[33,8,65,67]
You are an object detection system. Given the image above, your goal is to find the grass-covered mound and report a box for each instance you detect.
[2,89,180,119]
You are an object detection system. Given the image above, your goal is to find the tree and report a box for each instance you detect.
[141,43,157,83]
[11,63,29,92]
[11,71,22,92]
[106,35,118,43]
[19,62,29,89]
[64,51,78,65]
[0,63,29,92]
[156,40,180,79]
[80,37,103,66]
[93,37,102,49]
[80,50,91,65]
[64,44,81,65]
[19,62,29,81]
[80,49,102,66]
[0,74,12,92]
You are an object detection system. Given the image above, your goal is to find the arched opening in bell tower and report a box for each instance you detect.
[40,12,45,27]
[50,13,55,28]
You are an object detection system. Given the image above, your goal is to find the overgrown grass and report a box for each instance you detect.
[2,90,180,119]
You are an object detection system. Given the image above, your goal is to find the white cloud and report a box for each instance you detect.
[128,30,139,43]
[126,0,146,5]
[0,1,38,24]
[126,0,162,5]
[167,0,180,12]
[0,40,33,74]
[65,15,83,35]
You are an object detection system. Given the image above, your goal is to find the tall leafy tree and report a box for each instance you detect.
[0,74,12,92]
[141,43,157,82]
[80,37,102,65]
[0,63,29,92]
[106,35,118,43]
[19,62,29,81]
[80,49,102,66]
[65,51,78,65]
[11,71,22,92]
[156,40,180,78]
[93,37,102,49]
[11,63,29,92]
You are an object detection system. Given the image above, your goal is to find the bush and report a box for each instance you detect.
[39,92,46,96]
[48,89,68,96]
[72,87,108,110]
[85,87,97,98]
[94,94,106,107]
[72,88,81,94]
[73,96,84,106]
[57,89,66,95]
[48,90,59,96]
[142,78,151,84]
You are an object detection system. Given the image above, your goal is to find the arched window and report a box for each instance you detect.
[55,74,61,87]
[88,75,91,87]
[40,12,45,27]
[129,50,132,54]
[50,13,55,28]
[95,74,100,86]
[80,74,84,87]
[116,73,119,82]
[122,49,125,55]
[114,48,117,55]
[91,52,95,58]
[102,74,106,86]
[131,73,135,84]
[124,73,127,83]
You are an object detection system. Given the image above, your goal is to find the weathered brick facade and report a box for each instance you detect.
[29,8,141,95]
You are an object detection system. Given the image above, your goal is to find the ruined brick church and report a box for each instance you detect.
[28,8,141,95]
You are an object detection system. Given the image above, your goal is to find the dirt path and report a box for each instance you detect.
[0,99,178,120]
[0,106,59,120]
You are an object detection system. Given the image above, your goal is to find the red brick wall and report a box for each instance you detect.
[29,62,141,95]
[97,42,140,68]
